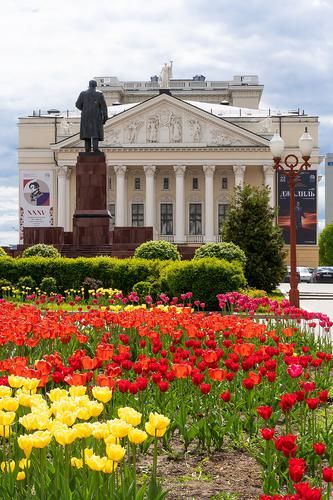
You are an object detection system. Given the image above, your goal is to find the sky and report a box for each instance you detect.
[0,0,332,246]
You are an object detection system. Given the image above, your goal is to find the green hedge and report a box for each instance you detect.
[0,257,167,295]
[160,258,247,309]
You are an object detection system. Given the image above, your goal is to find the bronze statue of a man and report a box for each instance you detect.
[75,80,108,152]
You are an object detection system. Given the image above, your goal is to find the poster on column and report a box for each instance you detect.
[19,171,54,242]
[277,170,317,245]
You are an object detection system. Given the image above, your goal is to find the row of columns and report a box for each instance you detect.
[56,164,274,240]
[111,164,275,243]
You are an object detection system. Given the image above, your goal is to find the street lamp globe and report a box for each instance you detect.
[269,132,285,158]
[298,127,313,158]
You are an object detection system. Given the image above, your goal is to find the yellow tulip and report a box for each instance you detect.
[48,388,68,402]
[69,386,86,397]
[17,435,34,457]
[0,410,15,426]
[19,413,39,431]
[71,457,83,469]
[0,397,19,412]
[84,448,94,460]
[22,378,40,391]
[128,428,148,445]
[92,386,113,404]
[1,460,15,473]
[19,458,30,470]
[0,425,11,438]
[91,422,110,440]
[16,471,25,481]
[118,407,142,427]
[104,434,117,445]
[108,419,132,438]
[76,407,91,421]
[31,430,52,449]
[106,444,126,462]
[0,386,12,397]
[103,459,118,474]
[55,411,77,427]
[8,376,25,388]
[148,413,170,431]
[85,454,107,472]
[87,401,104,418]
[73,423,92,438]
[16,392,33,408]
[54,427,78,446]
[145,422,168,438]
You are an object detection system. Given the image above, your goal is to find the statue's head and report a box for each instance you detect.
[89,80,97,89]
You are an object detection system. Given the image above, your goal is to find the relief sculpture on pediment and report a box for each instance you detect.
[209,129,248,146]
[126,121,143,143]
[147,115,160,143]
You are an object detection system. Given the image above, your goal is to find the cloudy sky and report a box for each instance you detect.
[0,0,332,245]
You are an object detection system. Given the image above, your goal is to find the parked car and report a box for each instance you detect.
[284,266,300,283]
[296,267,312,283]
[311,267,333,283]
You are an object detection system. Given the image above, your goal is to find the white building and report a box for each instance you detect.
[18,68,321,265]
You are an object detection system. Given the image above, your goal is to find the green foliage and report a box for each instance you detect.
[160,258,246,309]
[22,244,61,258]
[222,185,287,292]
[17,275,36,290]
[319,222,333,265]
[239,287,268,298]
[0,257,166,295]
[193,242,246,267]
[0,247,8,257]
[134,240,181,261]
[40,277,57,295]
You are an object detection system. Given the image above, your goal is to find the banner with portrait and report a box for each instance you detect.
[277,170,317,245]
[19,171,54,242]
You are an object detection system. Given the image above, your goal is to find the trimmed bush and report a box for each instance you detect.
[160,258,247,310]
[22,244,61,258]
[0,257,167,295]
[193,242,246,267]
[17,275,36,290]
[134,240,181,261]
[40,277,57,295]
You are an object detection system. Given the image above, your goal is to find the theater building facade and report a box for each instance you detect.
[18,71,320,264]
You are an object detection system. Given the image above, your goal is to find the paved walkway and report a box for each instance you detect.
[279,283,333,319]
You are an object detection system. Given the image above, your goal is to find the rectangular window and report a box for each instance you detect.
[192,177,199,190]
[222,177,228,189]
[108,203,115,227]
[163,177,169,190]
[189,203,202,235]
[134,177,141,190]
[218,204,230,230]
[160,203,173,235]
[131,203,144,227]
[108,176,112,190]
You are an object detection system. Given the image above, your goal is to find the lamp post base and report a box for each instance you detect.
[289,288,300,308]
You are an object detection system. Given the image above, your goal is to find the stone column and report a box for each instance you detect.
[65,167,72,231]
[114,165,127,226]
[173,165,186,243]
[144,165,156,227]
[57,166,67,228]
[263,165,275,208]
[233,165,246,188]
[203,165,215,242]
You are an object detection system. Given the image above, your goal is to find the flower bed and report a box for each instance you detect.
[0,298,332,498]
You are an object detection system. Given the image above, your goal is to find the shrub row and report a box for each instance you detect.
[0,256,246,308]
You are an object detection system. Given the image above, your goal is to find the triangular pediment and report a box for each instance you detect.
[53,93,270,150]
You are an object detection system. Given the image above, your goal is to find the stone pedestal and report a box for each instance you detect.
[73,152,112,245]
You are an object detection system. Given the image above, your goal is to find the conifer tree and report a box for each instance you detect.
[222,184,286,292]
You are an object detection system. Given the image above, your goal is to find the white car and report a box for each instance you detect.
[296,266,312,283]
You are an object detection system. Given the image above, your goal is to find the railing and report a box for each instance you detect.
[186,235,204,244]
[157,234,175,243]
